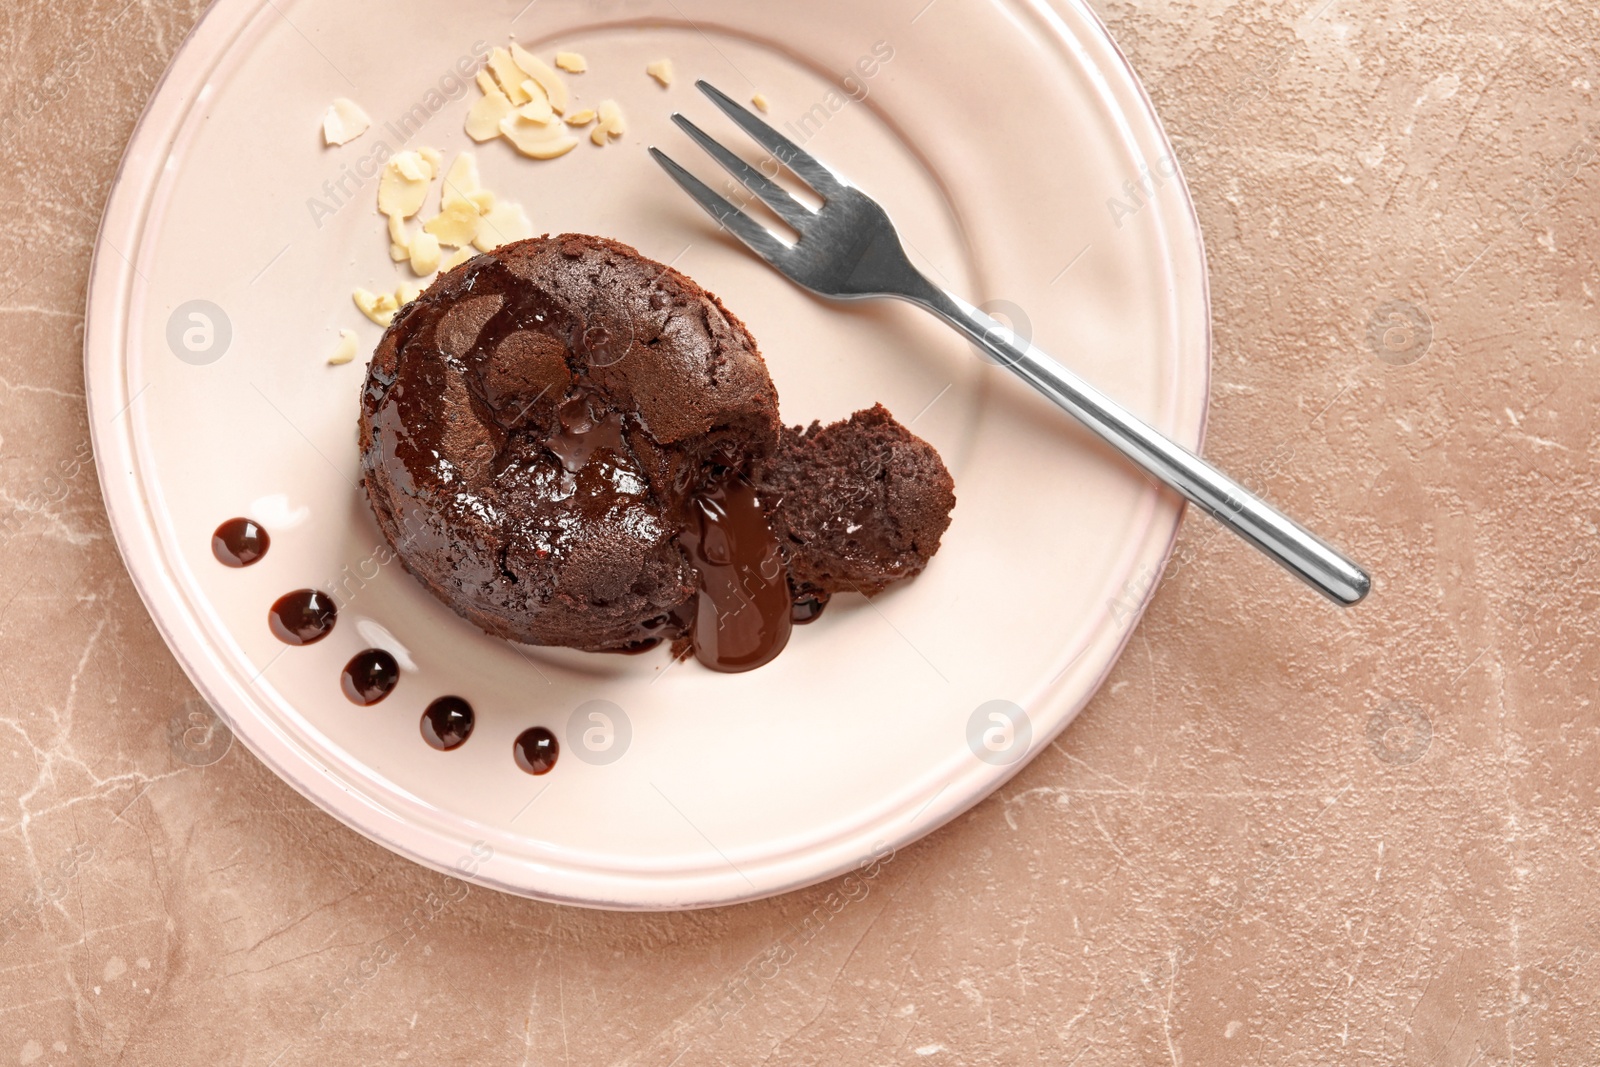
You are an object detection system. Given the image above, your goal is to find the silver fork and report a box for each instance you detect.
[650,82,1371,606]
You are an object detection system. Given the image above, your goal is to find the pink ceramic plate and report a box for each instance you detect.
[85,0,1209,909]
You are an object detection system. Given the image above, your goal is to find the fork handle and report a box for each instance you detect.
[911,288,1371,606]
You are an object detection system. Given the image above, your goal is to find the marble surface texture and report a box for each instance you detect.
[3,0,1599,1062]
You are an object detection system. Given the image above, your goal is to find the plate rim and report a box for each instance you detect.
[84,0,1212,910]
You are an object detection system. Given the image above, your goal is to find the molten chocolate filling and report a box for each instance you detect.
[679,472,794,672]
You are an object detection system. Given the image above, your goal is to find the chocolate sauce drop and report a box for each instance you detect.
[213,518,270,568]
[792,591,830,625]
[679,473,793,673]
[421,697,474,751]
[513,726,559,775]
[341,649,400,706]
[268,590,337,646]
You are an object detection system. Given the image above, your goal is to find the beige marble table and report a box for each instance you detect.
[3,0,1598,1062]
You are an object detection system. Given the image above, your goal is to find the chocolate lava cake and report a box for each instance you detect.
[358,234,955,670]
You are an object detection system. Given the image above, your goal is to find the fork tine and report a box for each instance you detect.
[648,148,791,266]
[670,114,815,230]
[695,81,846,197]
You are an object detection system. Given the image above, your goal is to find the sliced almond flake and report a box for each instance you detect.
[443,246,475,271]
[592,99,625,144]
[396,282,424,306]
[510,44,569,113]
[377,174,427,219]
[393,152,431,182]
[555,52,588,73]
[469,189,496,212]
[379,152,434,218]
[565,108,596,126]
[500,113,579,159]
[440,153,481,209]
[466,87,515,142]
[487,47,533,105]
[475,69,499,96]
[328,329,359,365]
[752,93,771,113]
[353,288,400,327]
[646,59,674,87]
[474,201,533,253]
[322,98,371,146]
[408,231,442,276]
[516,81,555,124]
[423,199,481,248]
[390,243,411,263]
[387,213,411,247]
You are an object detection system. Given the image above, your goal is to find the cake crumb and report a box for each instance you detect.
[646,59,674,87]
[555,52,588,73]
[329,329,359,365]
[321,97,371,145]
